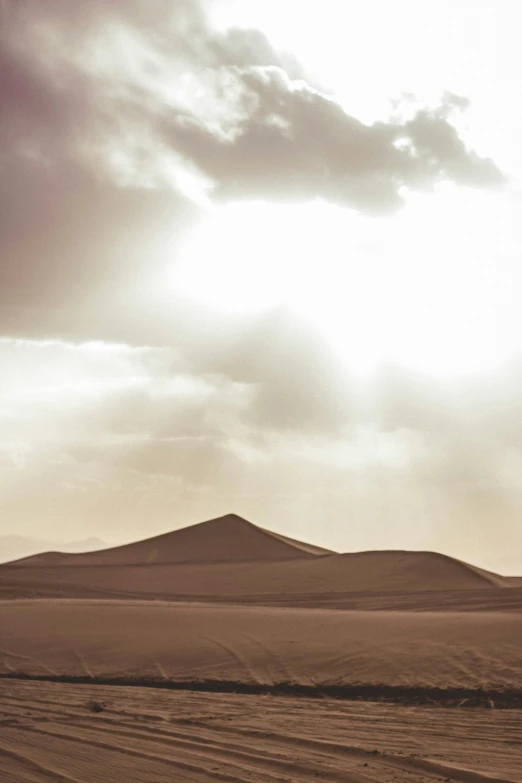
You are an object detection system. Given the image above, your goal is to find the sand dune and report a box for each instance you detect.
[7,514,331,567]
[2,516,520,697]
[2,515,521,782]
[2,567,521,609]
[2,514,517,608]
[1,549,515,608]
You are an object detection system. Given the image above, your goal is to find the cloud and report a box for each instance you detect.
[0,2,519,572]
[182,310,358,434]
[164,72,503,213]
[0,0,297,192]
[0,149,198,338]
[0,0,300,333]
[1,0,503,215]
[0,0,506,339]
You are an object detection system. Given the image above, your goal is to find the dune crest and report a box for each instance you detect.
[8,514,332,568]
[2,514,518,606]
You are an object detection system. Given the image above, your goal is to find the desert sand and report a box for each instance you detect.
[1,600,521,693]
[1,514,521,781]
[1,679,521,783]
[2,515,521,609]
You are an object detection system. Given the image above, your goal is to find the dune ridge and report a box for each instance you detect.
[2,514,518,609]
[6,513,332,568]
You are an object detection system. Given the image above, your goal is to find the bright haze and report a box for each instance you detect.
[1,0,521,574]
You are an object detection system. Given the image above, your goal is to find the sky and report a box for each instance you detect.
[1,0,522,573]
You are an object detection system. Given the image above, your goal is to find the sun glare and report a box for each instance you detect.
[172,193,519,377]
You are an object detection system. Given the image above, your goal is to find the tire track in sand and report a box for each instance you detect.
[10,720,377,783]
[0,742,85,783]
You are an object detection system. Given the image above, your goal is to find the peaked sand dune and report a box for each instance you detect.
[7,514,331,568]
[3,513,515,604]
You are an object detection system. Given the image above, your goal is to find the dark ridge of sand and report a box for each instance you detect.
[6,513,332,568]
[2,672,521,707]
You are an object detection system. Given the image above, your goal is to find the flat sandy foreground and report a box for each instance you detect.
[1,679,521,783]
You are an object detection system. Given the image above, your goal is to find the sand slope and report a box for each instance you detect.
[8,514,331,567]
[1,551,515,609]
[2,514,516,608]
[1,600,521,692]
[2,567,521,609]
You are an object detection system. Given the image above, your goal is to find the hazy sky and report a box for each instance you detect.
[2,0,522,573]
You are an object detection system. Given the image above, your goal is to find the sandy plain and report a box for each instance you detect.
[1,679,521,783]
